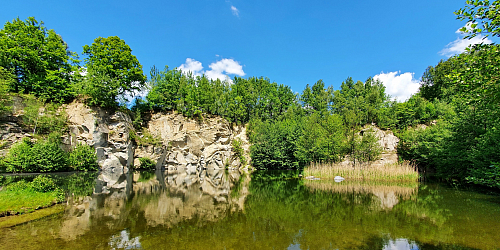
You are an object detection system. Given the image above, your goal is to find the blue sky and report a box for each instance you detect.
[1,0,496,101]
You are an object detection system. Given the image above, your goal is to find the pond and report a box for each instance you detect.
[0,170,499,250]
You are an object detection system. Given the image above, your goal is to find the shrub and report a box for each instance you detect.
[69,143,99,171]
[138,157,156,170]
[4,179,30,191]
[3,138,34,172]
[3,137,68,172]
[21,95,68,135]
[232,138,246,165]
[30,140,68,172]
[30,175,58,192]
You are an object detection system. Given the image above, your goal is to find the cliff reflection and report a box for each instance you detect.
[61,167,250,241]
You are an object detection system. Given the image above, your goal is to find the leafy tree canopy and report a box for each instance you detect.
[455,0,500,38]
[82,36,146,107]
[0,17,77,102]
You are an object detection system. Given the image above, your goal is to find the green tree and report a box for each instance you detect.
[0,66,14,114]
[455,0,500,38]
[82,36,146,107]
[0,17,77,102]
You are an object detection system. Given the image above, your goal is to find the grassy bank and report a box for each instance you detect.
[304,161,419,182]
[0,176,64,216]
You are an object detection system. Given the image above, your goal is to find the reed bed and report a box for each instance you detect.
[303,161,419,182]
[304,180,418,200]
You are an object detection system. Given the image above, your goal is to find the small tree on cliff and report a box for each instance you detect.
[82,36,146,108]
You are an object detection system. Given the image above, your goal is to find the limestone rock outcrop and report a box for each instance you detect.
[135,112,250,170]
[63,102,250,171]
[360,125,399,152]
[64,101,134,173]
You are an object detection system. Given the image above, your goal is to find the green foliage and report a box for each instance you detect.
[249,116,302,170]
[2,137,68,173]
[349,128,383,165]
[29,140,68,172]
[21,95,68,135]
[0,17,77,102]
[398,123,452,170]
[69,143,99,171]
[466,163,500,188]
[232,138,246,165]
[129,128,162,147]
[455,0,500,38]
[0,66,13,114]
[0,176,64,216]
[3,137,34,172]
[30,175,58,192]
[147,67,296,124]
[138,157,156,170]
[82,36,146,108]
[296,113,346,164]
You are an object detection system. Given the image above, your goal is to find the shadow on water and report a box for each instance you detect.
[0,170,499,249]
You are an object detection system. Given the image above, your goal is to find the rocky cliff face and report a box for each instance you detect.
[64,102,135,173]
[340,125,400,166]
[63,101,250,172]
[138,112,250,170]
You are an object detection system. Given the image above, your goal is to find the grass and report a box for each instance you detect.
[303,161,419,182]
[0,188,63,216]
[0,204,65,228]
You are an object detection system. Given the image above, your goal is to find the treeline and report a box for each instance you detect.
[142,66,295,124]
[398,43,500,188]
[140,69,443,170]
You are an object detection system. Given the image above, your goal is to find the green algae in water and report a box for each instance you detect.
[0,170,499,249]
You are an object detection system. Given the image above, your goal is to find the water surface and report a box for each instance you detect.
[1,170,499,250]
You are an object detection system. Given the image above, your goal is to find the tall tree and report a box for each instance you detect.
[82,36,146,107]
[0,17,76,102]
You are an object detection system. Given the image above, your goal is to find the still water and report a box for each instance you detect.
[1,170,500,250]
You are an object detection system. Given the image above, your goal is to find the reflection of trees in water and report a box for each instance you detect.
[304,180,418,210]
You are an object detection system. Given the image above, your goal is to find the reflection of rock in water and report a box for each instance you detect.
[108,229,142,249]
[304,180,418,210]
[59,168,250,240]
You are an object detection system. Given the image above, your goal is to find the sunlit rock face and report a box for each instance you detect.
[63,101,251,172]
[59,168,250,240]
[139,112,250,169]
[64,101,135,173]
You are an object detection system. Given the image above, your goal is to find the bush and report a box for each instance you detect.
[30,140,68,172]
[3,137,68,173]
[3,138,34,172]
[138,157,156,170]
[4,179,30,191]
[30,175,58,192]
[232,138,246,165]
[69,143,99,171]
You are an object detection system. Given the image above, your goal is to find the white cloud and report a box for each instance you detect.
[231,5,239,17]
[373,71,420,102]
[178,58,245,83]
[178,58,204,77]
[439,25,492,57]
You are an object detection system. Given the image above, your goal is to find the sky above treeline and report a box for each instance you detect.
[1,0,497,102]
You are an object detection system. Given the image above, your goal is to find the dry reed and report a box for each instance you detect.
[303,161,419,182]
[304,180,418,200]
